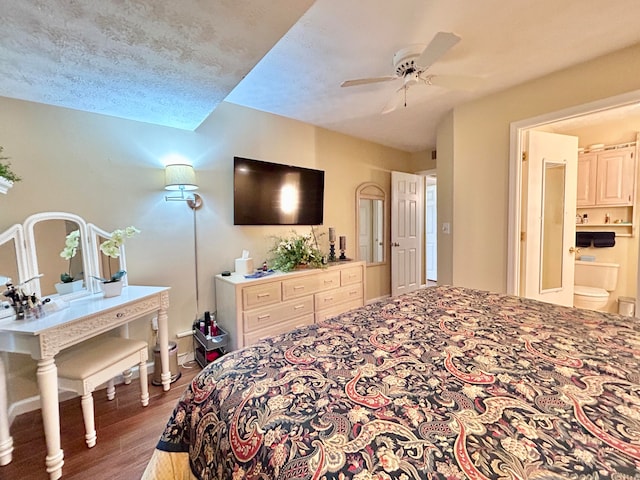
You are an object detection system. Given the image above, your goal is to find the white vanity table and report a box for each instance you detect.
[0,213,172,480]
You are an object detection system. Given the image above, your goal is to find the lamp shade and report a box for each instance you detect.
[165,164,198,191]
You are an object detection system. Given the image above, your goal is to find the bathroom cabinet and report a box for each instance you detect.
[577,147,635,207]
[576,145,637,237]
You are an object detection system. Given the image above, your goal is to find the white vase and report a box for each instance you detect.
[54,279,84,295]
[101,280,123,298]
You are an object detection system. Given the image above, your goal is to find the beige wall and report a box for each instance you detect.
[436,111,454,285]
[0,97,411,406]
[439,42,640,292]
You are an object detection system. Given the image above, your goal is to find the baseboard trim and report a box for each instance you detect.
[366,294,390,305]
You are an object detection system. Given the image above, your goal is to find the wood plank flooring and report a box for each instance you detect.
[1,362,201,480]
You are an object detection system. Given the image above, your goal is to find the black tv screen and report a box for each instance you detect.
[234,157,325,225]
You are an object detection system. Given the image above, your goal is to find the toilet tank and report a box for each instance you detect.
[574,260,620,291]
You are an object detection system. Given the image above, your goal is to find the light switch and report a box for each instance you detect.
[442,222,451,234]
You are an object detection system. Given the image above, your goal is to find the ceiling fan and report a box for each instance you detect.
[341,32,478,114]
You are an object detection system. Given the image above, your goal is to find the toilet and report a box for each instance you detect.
[573,260,620,312]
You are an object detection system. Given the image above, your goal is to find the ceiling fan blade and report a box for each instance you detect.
[341,76,397,87]
[426,74,483,90]
[381,87,406,114]
[417,31,461,67]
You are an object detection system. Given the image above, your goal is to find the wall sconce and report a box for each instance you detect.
[164,164,202,210]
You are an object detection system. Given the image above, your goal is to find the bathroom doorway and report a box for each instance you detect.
[507,90,640,315]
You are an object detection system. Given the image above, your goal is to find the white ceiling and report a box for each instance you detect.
[2,0,640,153]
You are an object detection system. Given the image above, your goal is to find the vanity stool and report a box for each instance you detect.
[56,337,150,448]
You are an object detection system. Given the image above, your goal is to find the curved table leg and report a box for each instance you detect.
[0,356,13,466]
[37,358,64,480]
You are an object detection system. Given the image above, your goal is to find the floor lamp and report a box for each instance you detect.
[159,164,203,384]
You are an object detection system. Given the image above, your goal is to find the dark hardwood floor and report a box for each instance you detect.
[1,362,201,480]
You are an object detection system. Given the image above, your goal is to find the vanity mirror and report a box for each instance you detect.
[0,224,28,290]
[0,212,129,301]
[88,223,129,288]
[356,182,387,265]
[24,212,92,299]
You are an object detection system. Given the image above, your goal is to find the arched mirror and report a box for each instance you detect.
[24,212,93,299]
[356,182,387,266]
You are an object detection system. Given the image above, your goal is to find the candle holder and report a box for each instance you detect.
[339,236,347,260]
[329,241,336,262]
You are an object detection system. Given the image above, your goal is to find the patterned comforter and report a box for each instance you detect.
[142,286,640,479]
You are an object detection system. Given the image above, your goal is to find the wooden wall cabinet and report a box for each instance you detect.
[215,261,365,350]
[577,147,635,207]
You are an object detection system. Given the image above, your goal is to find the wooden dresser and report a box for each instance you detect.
[215,261,365,350]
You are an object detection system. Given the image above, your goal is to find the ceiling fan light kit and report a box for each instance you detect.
[340,31,479,113]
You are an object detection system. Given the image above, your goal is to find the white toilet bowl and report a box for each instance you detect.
[573,285,609,311]
[573,260,619,312]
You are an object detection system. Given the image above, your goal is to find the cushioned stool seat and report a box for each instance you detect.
[56,337,149,448]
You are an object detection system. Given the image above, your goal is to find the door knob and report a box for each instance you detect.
[569,246,581,254]
[392,242,400,247]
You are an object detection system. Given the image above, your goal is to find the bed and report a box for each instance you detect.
[142,285,640,479]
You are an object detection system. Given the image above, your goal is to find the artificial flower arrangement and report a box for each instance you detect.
[269,230,325,272]
[59,229,81,283]
[93,226,140,283]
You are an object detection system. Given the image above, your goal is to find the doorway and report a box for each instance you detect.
[424,172,437,284]
[507,89,640,316]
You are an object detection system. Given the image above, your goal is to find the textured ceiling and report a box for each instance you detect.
[0,0,314,130]
[2,0,640,152]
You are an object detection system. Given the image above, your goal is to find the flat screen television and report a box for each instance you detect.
[234,157,325,225]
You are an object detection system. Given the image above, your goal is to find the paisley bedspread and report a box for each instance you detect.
[142,286,640,479]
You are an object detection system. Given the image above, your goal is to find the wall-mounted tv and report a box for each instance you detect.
[234,157,325,225]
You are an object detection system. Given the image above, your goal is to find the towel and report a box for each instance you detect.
[576,232,593,248]
[592,231,615,248]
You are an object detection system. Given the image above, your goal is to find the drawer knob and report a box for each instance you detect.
[324,297,333,302]
[257,293,271,298]
[294,305,304,310]
[293,285,305,290]
[257,314,271,320]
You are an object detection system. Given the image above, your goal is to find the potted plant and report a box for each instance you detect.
[0,146,20,194]
[93,226,140,297]
[55,229,84,295]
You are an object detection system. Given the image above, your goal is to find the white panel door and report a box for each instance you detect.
[523,130,578,307]
[391,171,423,296]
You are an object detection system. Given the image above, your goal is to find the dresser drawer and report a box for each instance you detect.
[242,282,281,309]
[243,314,314,346]
[282,270,341,300]
[244,295,314,332]
[314,283,363,311]
[341,265,363,286]
[315,299,363,323]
